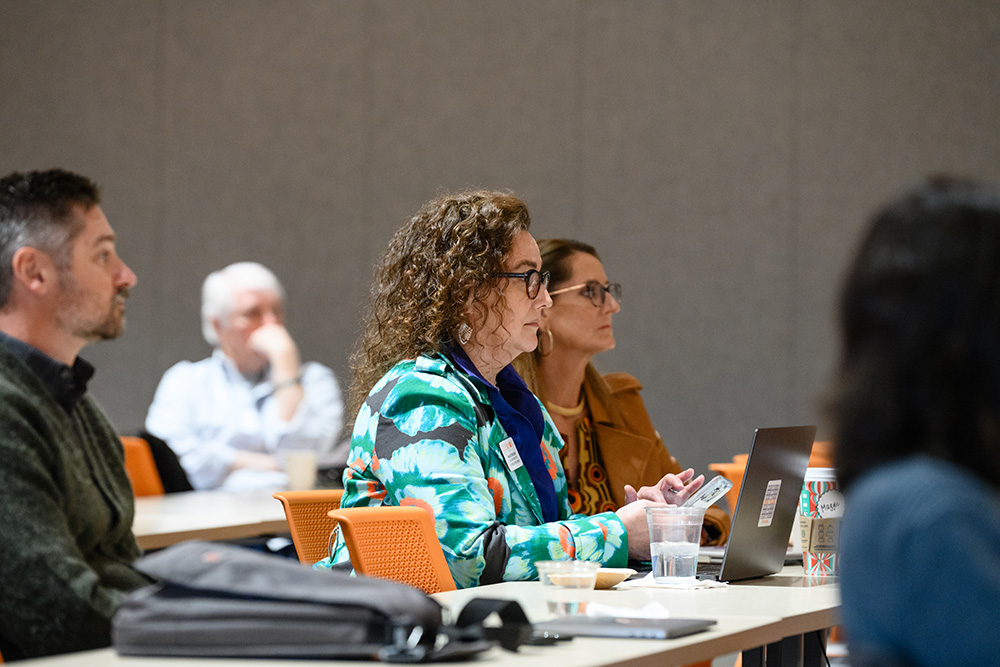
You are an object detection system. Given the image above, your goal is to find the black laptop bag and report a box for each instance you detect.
[112,541,529,662]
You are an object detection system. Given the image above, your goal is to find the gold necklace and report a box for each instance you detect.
[545,395,585,417]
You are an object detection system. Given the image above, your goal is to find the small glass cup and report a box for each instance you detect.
[535,560,600,616]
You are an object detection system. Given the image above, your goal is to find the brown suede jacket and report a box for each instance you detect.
[583,372,731,545]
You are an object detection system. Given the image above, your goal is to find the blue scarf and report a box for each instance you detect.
[448,346,558,522]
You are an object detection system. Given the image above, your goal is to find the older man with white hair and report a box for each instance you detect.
[145,262,343,490]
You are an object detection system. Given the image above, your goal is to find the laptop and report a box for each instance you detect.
[533,616,716,640]
[695,425,816,582]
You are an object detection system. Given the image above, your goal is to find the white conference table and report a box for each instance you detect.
[132,488,290,550]
[20,566,839,667]
[436,567,840,667]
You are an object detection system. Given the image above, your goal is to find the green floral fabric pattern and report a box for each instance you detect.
[315,353,628,588]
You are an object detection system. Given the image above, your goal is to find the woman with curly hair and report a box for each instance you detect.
[513,239,730,546]
[317,190,704,588]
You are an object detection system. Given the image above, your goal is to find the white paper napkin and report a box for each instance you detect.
[615,573,728,590]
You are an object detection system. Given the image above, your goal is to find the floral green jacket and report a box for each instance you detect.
[315,352,629,588]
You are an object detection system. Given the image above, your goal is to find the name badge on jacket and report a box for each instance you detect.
[499,437,523,471]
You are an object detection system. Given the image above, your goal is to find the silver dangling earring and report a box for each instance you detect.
[458,322,472,345]
[538,329,553,357]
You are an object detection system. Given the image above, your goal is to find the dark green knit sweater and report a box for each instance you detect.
[0,344,149,660]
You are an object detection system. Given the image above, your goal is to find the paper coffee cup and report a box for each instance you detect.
[284,450,318,490]
[799,467,843,575]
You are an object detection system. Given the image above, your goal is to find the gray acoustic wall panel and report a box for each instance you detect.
[2,1,999,475]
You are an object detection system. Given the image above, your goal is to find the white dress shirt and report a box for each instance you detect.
[145,349,343,490]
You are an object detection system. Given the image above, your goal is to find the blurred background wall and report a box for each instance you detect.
[2,1,999,474]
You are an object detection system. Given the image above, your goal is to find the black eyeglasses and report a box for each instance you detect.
[495,269,551,299]
[548,280,622,307]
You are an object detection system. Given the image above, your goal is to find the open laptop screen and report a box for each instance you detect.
[698,425,815,582]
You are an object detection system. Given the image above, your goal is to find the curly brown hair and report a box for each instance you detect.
[348,189,532,416]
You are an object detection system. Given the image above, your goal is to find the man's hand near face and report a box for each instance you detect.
[248,323,304,421]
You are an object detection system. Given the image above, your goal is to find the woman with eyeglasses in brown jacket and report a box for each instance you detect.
[514,238,730,546]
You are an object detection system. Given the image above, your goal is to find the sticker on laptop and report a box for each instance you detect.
[757,479,782,527]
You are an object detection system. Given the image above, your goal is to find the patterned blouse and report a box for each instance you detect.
[314,352,629,588]
[561,415,618,516]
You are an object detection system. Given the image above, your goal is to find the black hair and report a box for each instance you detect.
[830,176,1000,491]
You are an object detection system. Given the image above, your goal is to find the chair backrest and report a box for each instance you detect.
[808,440,835,467]
[121,436,164,496]
[272,489,345,565]
[138,430,194,493]
[328,506,456,594]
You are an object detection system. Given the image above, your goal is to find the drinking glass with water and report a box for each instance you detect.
[646,507,705,584]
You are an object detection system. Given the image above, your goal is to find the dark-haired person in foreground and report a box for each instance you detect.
[0,169,149,660]
[832,177,1000,666]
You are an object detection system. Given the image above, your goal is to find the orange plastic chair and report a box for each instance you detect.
[808,440,835,467]
[121,436,164,496]
[328,505,456,594]
[272,489,345,565]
